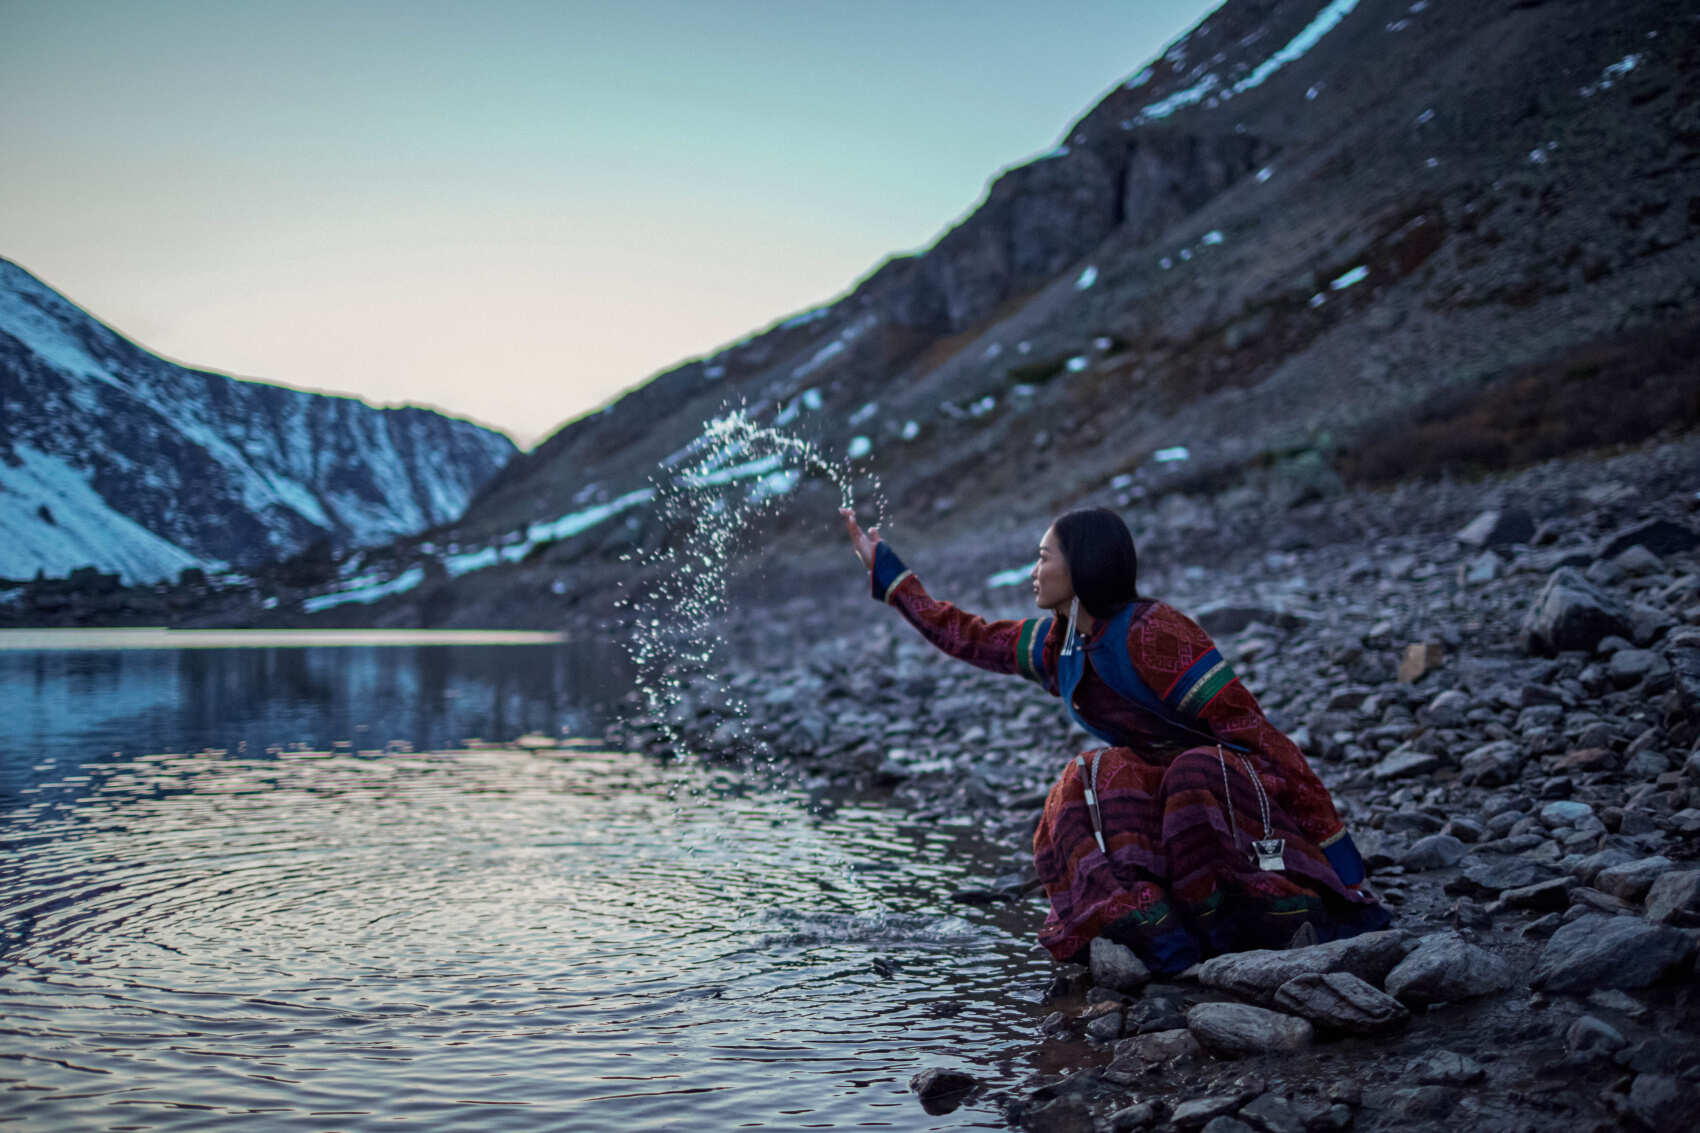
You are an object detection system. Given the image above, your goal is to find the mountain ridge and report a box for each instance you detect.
[0,257,517,584]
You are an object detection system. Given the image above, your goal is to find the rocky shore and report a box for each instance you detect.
[603,435,1700,1133]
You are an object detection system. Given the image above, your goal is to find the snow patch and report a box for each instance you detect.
[0,445,210,583]
[1330,265,1369,290]
[1153,446,1191,463]
[1065,356,1089,373]
[1075,265,1098,290]
[849,401,878,426]
[901,421,920,441]
[1580,53,1642,97]
[986,562,1036,589]
[1231,0,1361,97]
[302,566,425,613]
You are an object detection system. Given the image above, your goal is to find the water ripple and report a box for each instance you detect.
[2,746,1050,1130]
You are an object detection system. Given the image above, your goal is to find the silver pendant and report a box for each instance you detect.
[1252,838,1287,871]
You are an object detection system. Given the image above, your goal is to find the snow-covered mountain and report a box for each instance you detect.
[0,258,516,583]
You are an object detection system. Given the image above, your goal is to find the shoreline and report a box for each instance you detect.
[606,436,1700,1131]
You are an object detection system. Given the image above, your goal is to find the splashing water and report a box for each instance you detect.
[618,409,885,769]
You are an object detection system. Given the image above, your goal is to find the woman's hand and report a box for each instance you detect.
[840,507,881,571]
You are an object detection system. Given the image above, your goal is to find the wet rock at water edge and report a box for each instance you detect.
[1185,1002,1313,1056]
[1530,913,1695,993]
[1409,1050,1486,1085]
[1384,931,1514,1005]
[1090,936,1151,994]
[1272,971,1410,1034]
[1197,931,1409,1002]
[1106,1098,1161,1131]
[910,1066,981,1114]
[1016,1093,1095,1133]
[1167,1092,1244,1128]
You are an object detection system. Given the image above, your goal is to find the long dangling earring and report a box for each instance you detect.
[1061,595,1080,656]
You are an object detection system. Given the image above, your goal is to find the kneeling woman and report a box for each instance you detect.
[841,506,1388,974]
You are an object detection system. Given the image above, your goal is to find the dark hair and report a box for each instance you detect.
[1052,507,1140,619]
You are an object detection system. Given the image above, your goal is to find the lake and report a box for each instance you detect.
[0,631,1055,1131]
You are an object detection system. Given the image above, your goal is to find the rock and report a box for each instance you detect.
[1111,1028,1201,1067]
[1612,544,1665,577]
[1194,602,1312,636]
[1169,1093,1244,1128]
[1643,870,1700,925]
[1422,689,1471,727]
[1456,508,1535,549]
[1019,1094,1095,1133]
[1459,740,1524,786]
[1609,649,1670,689]
[1125,995,1187,1034]
[1627,1073,1685,1132]
[1540,799,1594,828]
[1383,932,1514,1005]
[1593,856,1676,902]
[1565,1013,1628,1056]
[1520,568,1633,655]
[1185,1002,1312,1056]
[1271,971,1410,1034]
[1495,877,1571,911]
[1237,1091,1313,1133]
[1531,914,1695,993]
[1200,1118,1256,1133]
[1397,642,1445,683]
[1197,931,1408,1002]
[1107,1100,1161,1131]
[1372,748,1440,782]
[1458,550,1502,585]
[910,1066,980,1114]
[1090,936,1151,994]
[1400,833,1468,871]
[1601,520,1699,559]
[1446,853,1560,896]
[1409,1050,1486,1085]
[1085,1011,1124,1043]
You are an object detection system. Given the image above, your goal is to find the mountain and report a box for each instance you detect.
[0,258,517,584]
[41,0,1696,627]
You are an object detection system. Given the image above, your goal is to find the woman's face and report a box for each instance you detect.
[1032,526,1076,612]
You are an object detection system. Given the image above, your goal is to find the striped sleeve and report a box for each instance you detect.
[871,545,1055,686]
[1160,647,1237,717]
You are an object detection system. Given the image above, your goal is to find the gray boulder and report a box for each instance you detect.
[909,1067,980,1114]
[1520,568,1632,655]
[1459,740,1524,786]
[1197,930,1408,1002]
[1090,936,1151,994]
[1446,854,1560,897]
[1593,856,1676,902]
[1401,834,1468,871]
[1185,1002,1313,1056]
[1384,932,1515,1005]
[1531,914,1695,993]
[1271,971,1410,1034]
[1644,870,1700,925]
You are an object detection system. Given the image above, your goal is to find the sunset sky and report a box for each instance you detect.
[3,0,1219,446]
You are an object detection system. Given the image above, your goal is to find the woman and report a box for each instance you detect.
[840,506,1388,974]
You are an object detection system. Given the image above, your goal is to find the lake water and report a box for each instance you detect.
[0,632,1057,1131]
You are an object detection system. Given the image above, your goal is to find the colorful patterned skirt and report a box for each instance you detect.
[1033,744,1390,973]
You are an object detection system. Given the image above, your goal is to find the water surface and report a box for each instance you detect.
[1,632,1052,1130]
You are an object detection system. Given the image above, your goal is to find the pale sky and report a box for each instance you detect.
[3,0,1219,447]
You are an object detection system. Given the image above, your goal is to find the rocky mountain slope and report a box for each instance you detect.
[0,258,516,584]
[267,0,1696,629]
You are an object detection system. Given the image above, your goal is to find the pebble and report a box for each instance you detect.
[1185,1002,1313,1056]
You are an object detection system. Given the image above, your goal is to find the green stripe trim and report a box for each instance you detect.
[1015,618,1042,683]
[881,569,914,604]
[1175,658,1234,715]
